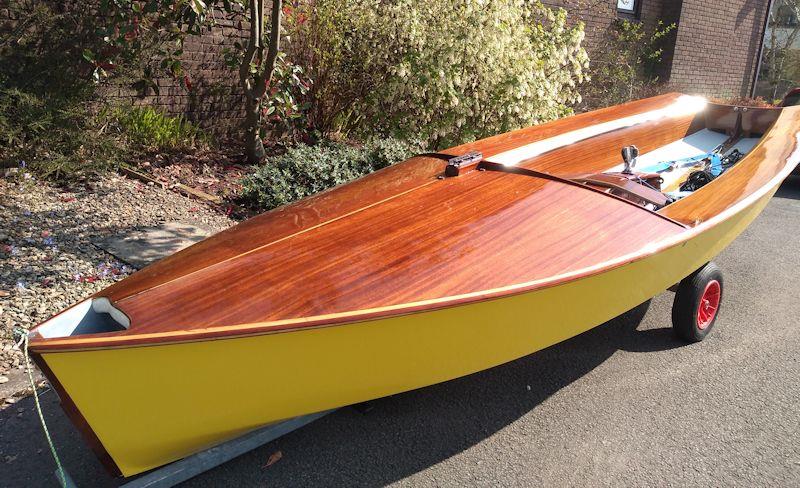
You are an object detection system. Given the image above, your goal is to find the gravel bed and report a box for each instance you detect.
[0,173,235,381]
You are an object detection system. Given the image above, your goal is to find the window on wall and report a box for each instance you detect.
[617,0,638,16]
[776,5,799,27]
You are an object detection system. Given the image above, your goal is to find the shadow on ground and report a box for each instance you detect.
[776,174,800,200]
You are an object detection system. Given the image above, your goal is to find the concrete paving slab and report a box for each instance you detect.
[94,222,209,269]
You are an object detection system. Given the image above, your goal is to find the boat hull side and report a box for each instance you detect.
[39,185,777,477]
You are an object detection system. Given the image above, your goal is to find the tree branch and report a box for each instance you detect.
[252,0,282,99]
[240,0,261,95]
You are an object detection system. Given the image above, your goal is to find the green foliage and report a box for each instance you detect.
[0,88,124,181]
[582,19,676,109]
[225,46,314,140]
[286,0,587,148]
[757,1,800,100]
[261,53,313,140]
[1,0,240,98]
[116,107,207,151]
[239,138,423,210]
[0,2,126,181]
[0,0,212,92]
[83,0,217,84]
[1,2,101,95]
[0,1,214,180]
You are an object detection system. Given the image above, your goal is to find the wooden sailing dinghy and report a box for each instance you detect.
[28,93,800,477]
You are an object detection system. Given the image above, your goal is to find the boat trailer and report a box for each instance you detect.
[57,409,335,487]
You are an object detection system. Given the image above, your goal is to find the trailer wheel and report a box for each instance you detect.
[672,262,723,342]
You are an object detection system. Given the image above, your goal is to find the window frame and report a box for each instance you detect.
[617,0,641,18]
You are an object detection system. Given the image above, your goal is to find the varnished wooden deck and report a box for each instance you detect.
[30,95,800,349]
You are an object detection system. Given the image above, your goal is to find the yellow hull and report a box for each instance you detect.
[39,187,776,477]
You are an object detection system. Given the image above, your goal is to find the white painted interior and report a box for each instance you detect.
[34,297,130,339]
[608,129,760,172]
[608,129,761,193]
[93,297,131,328]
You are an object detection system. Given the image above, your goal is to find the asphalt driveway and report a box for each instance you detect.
[2,177,799,487]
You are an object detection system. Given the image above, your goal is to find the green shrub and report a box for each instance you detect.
[0,87,124,180]
[581,19,676,109]
[0,2,213,181]
[239,138,424,210]
[286,0,587,148]
[116,106,207,152]
[0,2,129,181]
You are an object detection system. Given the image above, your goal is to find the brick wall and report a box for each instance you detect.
[545,0,768,98]
[542,0,677,63]
[1,0,772,133]
[99,12,248,135]
[668,0,770,97]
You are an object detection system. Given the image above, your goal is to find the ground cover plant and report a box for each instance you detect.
[239,138,422,210]
[116,106,208,152]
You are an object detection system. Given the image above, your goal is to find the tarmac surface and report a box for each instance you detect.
[2,177,799,487]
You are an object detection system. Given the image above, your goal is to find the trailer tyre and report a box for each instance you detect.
[672,262,723,342]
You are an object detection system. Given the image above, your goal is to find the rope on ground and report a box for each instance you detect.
[14,327,67,488]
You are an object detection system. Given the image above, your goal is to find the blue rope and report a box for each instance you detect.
[640,152,724,176]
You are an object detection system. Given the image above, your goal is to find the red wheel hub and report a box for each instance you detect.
[697,280,721,330]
